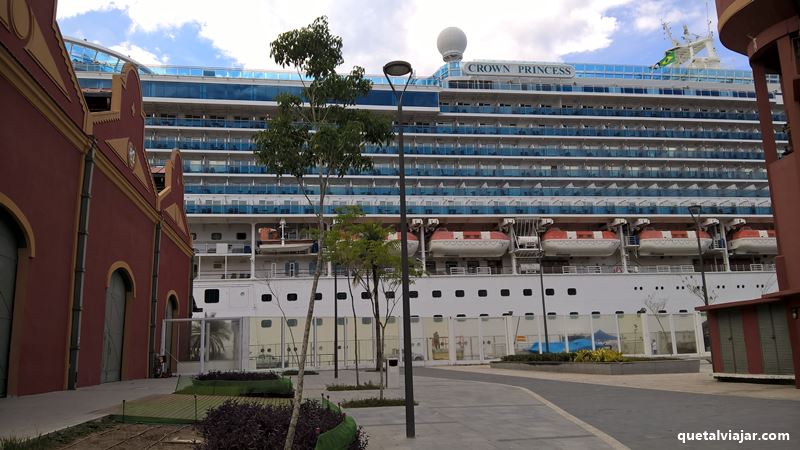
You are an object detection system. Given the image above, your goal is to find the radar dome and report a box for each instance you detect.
[437,27,467,62]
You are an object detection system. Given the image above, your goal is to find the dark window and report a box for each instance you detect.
[211,232,222,240]
[287,319,298,327]
[362,317,372,325]
[204,289,220,303]
[316,318,324,325]
[314,292,322,301]
[410,316,420,323]
[236,232,247,240]
[545,288,555,296]
[478,289,487,297]
[455,290,465,298]
[261,294,272,302]
[567,288,577,296]
[432,290,442,298]
[260,319,272,328]
[385,291,395,299]
[287,293,298,301]
[523,289,533,296]
[479,313,489,317]
[361,292,371,299]
[387,317,397,324]
[456,314,466,318]
[190,232,197,240]
[336,318,345,326]
[336,292,347,300]
[409,290,419,298]
[500,289,510,297]
[433,315,443,322]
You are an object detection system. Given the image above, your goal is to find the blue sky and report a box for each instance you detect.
[56,0,750,76]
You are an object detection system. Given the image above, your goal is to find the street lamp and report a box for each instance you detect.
[383,60,415,439]
[687,205,709,306]
[536,226,550,353]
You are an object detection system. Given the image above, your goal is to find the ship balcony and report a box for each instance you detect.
[193,242,251,255]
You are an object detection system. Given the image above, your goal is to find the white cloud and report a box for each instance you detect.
[109,42,169,65]
[58,0,638,74]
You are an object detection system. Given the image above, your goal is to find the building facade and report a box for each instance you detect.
[0,0,192,396]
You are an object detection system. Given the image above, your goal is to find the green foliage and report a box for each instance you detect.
[176,378,294,397]
[254,17,393,186]
[326,381,380,391]
[572,349,624,362]
[501,352,575,362]
[339,398,416,408]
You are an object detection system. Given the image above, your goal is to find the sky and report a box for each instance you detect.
[56,0,751,76]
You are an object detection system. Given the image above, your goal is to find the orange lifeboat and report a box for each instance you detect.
[541,228,620,256]
[729,228,777,255]
[257,227,314,253]
[386,232,419,256]
[428,230,510,257]
[638,229,712,255]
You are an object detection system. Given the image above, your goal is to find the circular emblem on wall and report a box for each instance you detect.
[128,142,136,167]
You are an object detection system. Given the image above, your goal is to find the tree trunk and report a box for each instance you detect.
[283,210,326,450]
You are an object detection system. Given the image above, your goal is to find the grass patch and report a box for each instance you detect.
[281,369,318,376]
[339,398,417,408]
[326,381,381,391]
[0,416,117,449]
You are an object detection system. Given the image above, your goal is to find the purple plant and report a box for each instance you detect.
[195,370,280,381]
[195,400,368,449]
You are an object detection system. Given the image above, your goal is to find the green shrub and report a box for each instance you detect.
[176,377,293,396]
[282,369,319,376]
[339,398,416,408]
[326,381,380,391]
[501,352,575,363]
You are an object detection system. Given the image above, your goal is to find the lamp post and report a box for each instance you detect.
[383,60,415,439]
[537,226,550,353]
[688,205,709,306]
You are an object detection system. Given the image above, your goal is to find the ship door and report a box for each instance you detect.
[717,309,748,373]
[758,304,794,375]
[102,270,129,383]
[0,215,20,397]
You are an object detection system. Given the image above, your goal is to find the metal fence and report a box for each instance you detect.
[161,312,710,375]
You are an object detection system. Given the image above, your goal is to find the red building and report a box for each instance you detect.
[0,0,192,396]
[698,1,800,387]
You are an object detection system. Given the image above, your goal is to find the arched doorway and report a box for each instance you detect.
[0,214,20,397]
[102,270,129,383]
[164,296,178,373]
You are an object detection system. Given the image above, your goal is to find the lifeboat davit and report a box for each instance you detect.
[257,227,314,253]
[638,229,711,255]
[729,228,777,255]
[428,230,510,257]
[386,232,419,256]
[541,229,620,256]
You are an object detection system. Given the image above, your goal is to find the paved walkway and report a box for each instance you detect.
[417,366,799,450]
[293,369,623,450]
[0,378,176,439]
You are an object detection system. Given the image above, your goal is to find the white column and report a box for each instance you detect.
[250,222,256,278]
[668,314,678,356]
[199,318,206,373]
[419,229,427,275]
[448,318,457,363]
[618,224,628,273]
[511,254,517,275]
[641,313,652,356]
[589,314,596,350]
[478,318,485,361]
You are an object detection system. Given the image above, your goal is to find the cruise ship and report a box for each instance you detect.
[65,27,783,321]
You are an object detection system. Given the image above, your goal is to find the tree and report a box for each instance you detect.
[253,17,393,450]
[326,206,416,400]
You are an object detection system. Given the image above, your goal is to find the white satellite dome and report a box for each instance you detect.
[437,27,467,62]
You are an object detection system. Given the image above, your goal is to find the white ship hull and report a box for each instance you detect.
[193,270,778,318]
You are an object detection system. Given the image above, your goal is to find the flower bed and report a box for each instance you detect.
[176,371,294,397]
[195,399,367,450]
[492,350,699,375]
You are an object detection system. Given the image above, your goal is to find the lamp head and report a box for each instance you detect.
[383,60,412,77]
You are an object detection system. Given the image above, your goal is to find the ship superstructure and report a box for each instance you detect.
[64,28,785,319]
